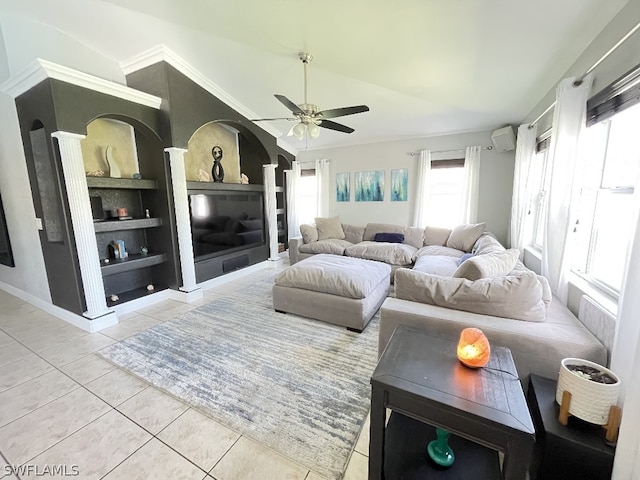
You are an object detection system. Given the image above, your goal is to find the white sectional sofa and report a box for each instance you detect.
[287,217,608,382]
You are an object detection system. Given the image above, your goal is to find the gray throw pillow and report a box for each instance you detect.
[300,224,318,243]
[446,222,487,252]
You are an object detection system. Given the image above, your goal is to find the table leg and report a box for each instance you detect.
[502,437,533,480]
[368,387,386,480]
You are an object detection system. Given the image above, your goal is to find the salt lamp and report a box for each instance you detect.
[457,327,491,368]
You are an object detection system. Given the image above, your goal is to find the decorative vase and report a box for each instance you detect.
[105,145,121,178]
[556,358,621,425]
[427,427,455,467]
[211,145,224,183]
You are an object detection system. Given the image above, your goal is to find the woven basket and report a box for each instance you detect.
[556,358,621,425]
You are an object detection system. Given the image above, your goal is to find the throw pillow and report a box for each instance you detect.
[315,216,345,240]
[423,226,452,246]
[452,248,519,281]
[457,253,474,266]
[446,222,487,252]
[300,224,318,244]
[374,232,405,243]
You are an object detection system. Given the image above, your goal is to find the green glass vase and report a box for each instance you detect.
[427,427,455,467]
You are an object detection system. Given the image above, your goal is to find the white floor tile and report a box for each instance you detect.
[58,353,117,385]
[85,369,148,407]
[38,334,115,367]
[0,369,79,427]
[0,353,54,393]
[102,438,205,480]
[343,451,368,480]
[117,387,189,434]
[158,408,240,471]
[0,388,111,465]
[209,436,308,480]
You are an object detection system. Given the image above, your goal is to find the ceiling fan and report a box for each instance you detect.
[251,52,370,140]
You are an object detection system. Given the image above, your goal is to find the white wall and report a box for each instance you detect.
[297,130,515,245]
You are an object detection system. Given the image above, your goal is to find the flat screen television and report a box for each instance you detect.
[188,191,265,261]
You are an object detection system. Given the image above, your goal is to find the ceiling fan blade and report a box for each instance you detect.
[319,119,355,134]
[317,105,370,119]
[250,117,296,122]
[274,94,305,115]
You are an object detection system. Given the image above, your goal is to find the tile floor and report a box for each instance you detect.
[0,263,370,480]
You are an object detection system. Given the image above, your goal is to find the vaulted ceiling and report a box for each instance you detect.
[0,0,629,151]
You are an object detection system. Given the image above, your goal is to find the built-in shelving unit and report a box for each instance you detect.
[100,252,167,276]
[86,177,158,190]
[94,218,162,232]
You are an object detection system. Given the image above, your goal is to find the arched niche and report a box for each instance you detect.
[185,120,271,185]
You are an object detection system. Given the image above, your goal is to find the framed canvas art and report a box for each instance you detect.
[355,170,384,202]
[391,169,408,201]
[336,172,350,202]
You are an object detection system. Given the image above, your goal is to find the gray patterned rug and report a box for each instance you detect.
[99,276,379,480]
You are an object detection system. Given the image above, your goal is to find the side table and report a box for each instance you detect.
[369,326,535,480]
[527,374,615,480]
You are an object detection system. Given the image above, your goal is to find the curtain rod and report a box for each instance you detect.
[529,19,640,129]
[408,146,493,156]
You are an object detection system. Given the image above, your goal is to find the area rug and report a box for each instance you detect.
[99,277,379,480]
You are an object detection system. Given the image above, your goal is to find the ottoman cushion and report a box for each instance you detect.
[275,254,391,299]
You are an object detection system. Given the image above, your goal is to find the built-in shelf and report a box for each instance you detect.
[86,177,158,190]
[100,252,166,276]
[105,284,168,307]
[186,181,264,192]
[94,217,162,232]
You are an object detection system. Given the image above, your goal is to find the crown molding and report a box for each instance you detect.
[120,45,285,141]
[0,59,162,109]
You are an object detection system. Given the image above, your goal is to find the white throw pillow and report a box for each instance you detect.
[300,224,318,243]
[446,222,487,252]
[452,249,519,280]
[299,239,352,255]
[315,216,345,240]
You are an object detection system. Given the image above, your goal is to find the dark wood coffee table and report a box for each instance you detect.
[369,326,535,479]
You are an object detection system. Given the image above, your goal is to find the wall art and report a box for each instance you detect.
[391,168,408,202]
[336,172,350,202]
[355,170,384,202]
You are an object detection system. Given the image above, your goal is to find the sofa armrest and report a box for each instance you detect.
[288,236,304,264]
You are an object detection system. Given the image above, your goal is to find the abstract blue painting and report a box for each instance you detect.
[391,169,408,202]
[355,170,384,202]
[336,172,350,202]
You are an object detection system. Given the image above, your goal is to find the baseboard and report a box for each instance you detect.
[169,288,204,303]
[0,280,118,333]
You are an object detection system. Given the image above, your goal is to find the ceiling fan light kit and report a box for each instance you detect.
[251,52,370,140]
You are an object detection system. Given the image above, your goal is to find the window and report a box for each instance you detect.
[425,159,465,228]
[571,103,640,293]
[297,168,317,225]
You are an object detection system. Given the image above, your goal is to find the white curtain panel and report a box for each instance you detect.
[461,145,481,224]
[262,164,279,260]
[610,172,640,478]
[509,124,538,255]
[315,158,331,218]
[412,149,431,228]
[285,161,301,241]
[541,74,593,304]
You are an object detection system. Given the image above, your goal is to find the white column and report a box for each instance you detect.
[263,164,279,261]
[52,131,113,320]
[166,147,199,292]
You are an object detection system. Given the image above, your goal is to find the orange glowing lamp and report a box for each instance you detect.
[457,328,491,368]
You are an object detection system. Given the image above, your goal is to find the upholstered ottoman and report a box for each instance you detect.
[273,254,391,332]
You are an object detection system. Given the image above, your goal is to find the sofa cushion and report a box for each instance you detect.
[413,245,465,260]
[412,255,459,276]
[342,224,365,244]
[473,234,505,255]
[374,232,405,243]
[275,254,390,299]
[446,223,487,252]
[452,249,519,281]
[345,241,417,266]
[423,226,452,246]
[315,216,345,240]
[299,239,352,255]
[300,224,318,244]
[363,223,423,249]
[394,268,546,322]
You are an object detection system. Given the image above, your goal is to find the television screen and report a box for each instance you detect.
[189,191,265,261]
